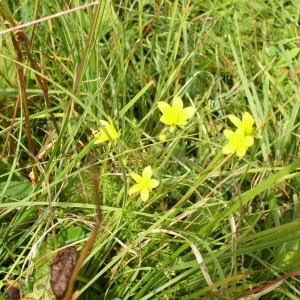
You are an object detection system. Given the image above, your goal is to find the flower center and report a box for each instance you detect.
[140,178,150,189]
[167,107,181,123]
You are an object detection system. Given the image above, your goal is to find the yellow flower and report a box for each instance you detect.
[222,128,254,157]
[228,112,255,136]
[92,120,120,144]
[128,166,159,201]
[158,96,195,127]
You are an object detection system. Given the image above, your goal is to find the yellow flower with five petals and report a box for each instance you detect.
[222,128,254,157]
[128,166,159,201]
[92,120,120,144]
[158,96,195,128]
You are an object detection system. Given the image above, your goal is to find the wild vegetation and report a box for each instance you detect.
[0,0,299,299]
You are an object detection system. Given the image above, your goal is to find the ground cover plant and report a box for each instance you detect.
[0,0,299,299]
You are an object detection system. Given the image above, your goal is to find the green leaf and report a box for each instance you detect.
[276,47,300,68]
[23,243,55,300]
[0,181,33,198]
[57,226,87,245]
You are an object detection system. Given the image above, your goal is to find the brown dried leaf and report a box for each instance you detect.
[50,247,79,300]
[2,280,21,300]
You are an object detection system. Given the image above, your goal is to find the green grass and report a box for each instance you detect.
[0,0,299,299]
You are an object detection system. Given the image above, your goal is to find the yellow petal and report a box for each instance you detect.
[130,172,143,183]
[93,130,109,144]
[100,120,109,126]
[223,129,234,140]
[176,107,195,126]
[222,143,235,154]
[236,146,247,157]
[242,112,254,126]
[228,115,242,127]
[246,136,254,147]
[183,107,196,119]
[142,166,153,180]
[93,120,120,144]
[160,115,172,125]
[105,124,120,140]
[172,96,183,109]
[149,179,159,189]
[158,101,177,125]
[158,101,171,114]
[129,184,142,195]
[222,147,232,155]
[140,187,150,201]
[242,112,255,135]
